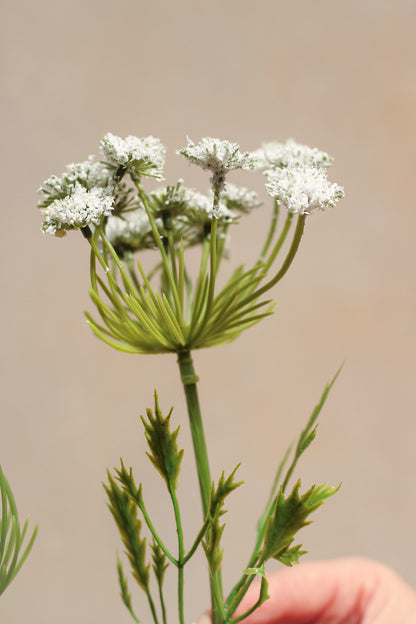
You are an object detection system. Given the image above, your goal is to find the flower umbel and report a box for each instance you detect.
[38,155,111,207]
[178,137,257,209]
[266,166,345,215]
[100,133,166,180]
[41,183,114,236]
[252,139,333,173]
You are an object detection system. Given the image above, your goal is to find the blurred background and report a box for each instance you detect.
[2,0,416,622]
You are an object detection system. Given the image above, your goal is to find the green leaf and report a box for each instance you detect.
[261,479,338,564]
[200,466,243,576]
[210,465,243,517]
[277,545,308,567]
[117,556,141,623]
[151,540,169,586]
[0,465,38,596]
[202,508,225,575]
[104,473,150,592]
[281,365,343,493]
[141,391,184,490]
[230,568,270,624]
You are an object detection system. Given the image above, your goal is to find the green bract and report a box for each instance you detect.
[0,465,38,596]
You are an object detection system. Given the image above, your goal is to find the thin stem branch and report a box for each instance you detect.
[169,483,185,624]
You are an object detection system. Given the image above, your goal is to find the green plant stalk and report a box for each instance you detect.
[238,214,306,311]
[158,580,167,624]
[145,587,160,624]
[257,198,280,265]
[168,482,185,624]
[177,349,223,624]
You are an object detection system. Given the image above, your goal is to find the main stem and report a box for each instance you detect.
[177,349,222,624]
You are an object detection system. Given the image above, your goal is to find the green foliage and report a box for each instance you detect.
[117,556,141,624]
[277,544,307,567]
[234,568,270,623]
[104,473,150,592]
[257,367,342,547]
[210,465,243,517]
[151,541,169,586]
[202,507,225,576]
[0,465,38,596]
[202,466,243,578]
[261,480,339,565]
[141,391,184,490]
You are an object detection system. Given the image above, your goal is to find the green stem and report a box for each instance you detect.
[176,350,223,624]
[169,483,185,624]
[136,491,178,566]
[237,214,306,311]
[136,185,184,323]
[145,588,160,624]
[257,198,280,265]
[177,351,211,515]
[262,211,293,274]
[158,581,167,624]
[183,517,210,564]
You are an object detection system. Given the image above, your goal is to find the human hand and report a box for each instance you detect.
[197,558,416,624]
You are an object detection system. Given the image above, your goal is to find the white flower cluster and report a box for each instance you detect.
[266,166,344,215]
[38,156,110,207]
[179,188,232,222]
[41,183,114,235]
[105,210,155,254]
[221,183,261,214]
[178,137,257,194]
[100,133,166,180]
[252,139,333,173]
[151,182,233,221]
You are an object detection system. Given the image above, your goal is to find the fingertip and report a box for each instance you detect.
[195,611,211,624]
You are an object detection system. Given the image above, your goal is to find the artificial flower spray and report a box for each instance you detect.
[38,134,344,624]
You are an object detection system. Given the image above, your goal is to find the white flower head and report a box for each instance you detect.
[178,137,256,195]
[38,156,111,208]
[266,166,344,215]
[221,183,262,214]
[252,139,333,174]
[183,188,232,222]
[100,133,166,180]
[41,183,114,235]
[105,210,155,255]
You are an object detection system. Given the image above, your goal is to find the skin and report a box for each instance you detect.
[197,558,416,624]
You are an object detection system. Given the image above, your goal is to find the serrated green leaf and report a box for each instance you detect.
[276,544,308,567]
[210,465,243,517]
[117,556,141,623]
[202,508,225,575]
[141,391,184,490]
[261,479,338,564]
[104,473,150,592]
[296,426,317,456]
[308,482,340,506]
[151,540,169,585]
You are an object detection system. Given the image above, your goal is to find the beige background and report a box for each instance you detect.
[2,0,416,622]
